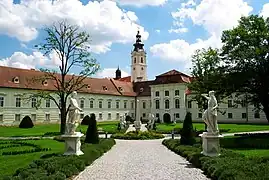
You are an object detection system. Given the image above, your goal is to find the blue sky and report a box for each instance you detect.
[0,0,269,80]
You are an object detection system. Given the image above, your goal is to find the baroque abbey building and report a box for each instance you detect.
[0,31,267,125]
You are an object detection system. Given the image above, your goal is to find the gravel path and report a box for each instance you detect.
[74,139,209,180]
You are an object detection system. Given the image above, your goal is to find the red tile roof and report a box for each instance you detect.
[157,69,190,77]
[0,66,192,97]
[117,76,131,82]
[0,66,134,97]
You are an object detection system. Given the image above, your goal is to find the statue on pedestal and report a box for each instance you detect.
[201,91,219,135]
[66,91,83,135]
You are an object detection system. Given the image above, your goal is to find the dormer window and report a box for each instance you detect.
[42,80,48,86]
[119,87,123,91]
[103,86,108,91]
[86,85,91,89]
[13,77,19,84]
[140,88,144,92]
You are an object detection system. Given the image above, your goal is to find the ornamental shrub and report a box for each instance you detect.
[180,112,195,145]
[19,116,34,128]
[81,115,91,125]
[85,113,99,144]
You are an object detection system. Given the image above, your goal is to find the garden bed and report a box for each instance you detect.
[111,131,164,140]
[1,138,115,179]
[163,138,269,180]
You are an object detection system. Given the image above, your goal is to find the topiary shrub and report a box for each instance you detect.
[125,115,134,124]
[81,115,91,125]
[85,113,99,144]
[19,116,34,128]
[180,112,195,145]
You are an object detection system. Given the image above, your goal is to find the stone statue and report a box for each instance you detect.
[66,91,83,135]
[120,115,126,129]
[147,113,155,130]
[201,91,219,134]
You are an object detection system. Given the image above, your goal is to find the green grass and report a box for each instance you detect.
[233,149,269,157]
[156,122,269,133]
[0,139,64,178]
[0,121,119,137]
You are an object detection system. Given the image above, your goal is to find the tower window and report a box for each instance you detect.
[134,57,136,63]
[141,57,143,63]
[133,67,135,70]
[141,67,143,70]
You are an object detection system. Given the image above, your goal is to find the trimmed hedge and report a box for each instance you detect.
[0,141,51,155]
[3,138,116,180]
[180,112,195,145]
[85,113,99,144]
[111,131,164,140]
[19,116,34,129]
[220,135,269,149]
[81,115,91,125]
[162,139,269,180]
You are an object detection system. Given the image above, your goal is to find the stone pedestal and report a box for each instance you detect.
[134,120,141,131]
[199,132,223,157]
[61,132,84,156]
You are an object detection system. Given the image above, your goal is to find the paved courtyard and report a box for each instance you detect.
[74,139,209,180]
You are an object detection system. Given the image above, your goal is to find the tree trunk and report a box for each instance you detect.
[60,110,67,134]
[60,96,67,134]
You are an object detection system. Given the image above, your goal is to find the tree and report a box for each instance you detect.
[81,115,91,125]
[180,112,195,145]
[221,15,269,121]
[85,113,99,144]
[188,47,230,113]
[25,20,99,134]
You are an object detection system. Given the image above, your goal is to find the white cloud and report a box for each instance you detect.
[96,68,129,78]
[168,27,188,33]
[155,29,161,33]
[151,0,252,62]
[260,3,269,18]
[0,0,149,54]
[0,51,60,69]
[111,0,167,7]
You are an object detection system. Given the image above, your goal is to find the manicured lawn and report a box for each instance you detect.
[233,149,269,157]
[0,121,119,137]
[0,139,64,178]
[156,123,269,133]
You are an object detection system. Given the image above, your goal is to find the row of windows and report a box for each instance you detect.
[0,97,135,109]
[155,99,181,109]
[80,112,130,120]
[155,90,180,97]
[0,114,51,122]
[80,100,133,109]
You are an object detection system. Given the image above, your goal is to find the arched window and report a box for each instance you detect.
[134,57,136,63]
[175,99,180,109]
[155,100,160,109]
[165,100,170,109]
[141,57,143,63]
[141,67,143,70]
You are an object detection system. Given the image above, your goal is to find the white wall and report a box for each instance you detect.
[0,88,135,125]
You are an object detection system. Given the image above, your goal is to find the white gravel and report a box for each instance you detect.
[74,139,209,180]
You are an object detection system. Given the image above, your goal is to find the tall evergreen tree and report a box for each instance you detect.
[85,113,99,144]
